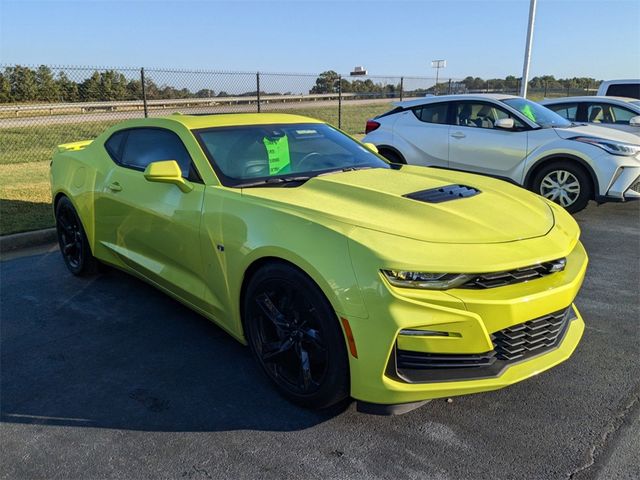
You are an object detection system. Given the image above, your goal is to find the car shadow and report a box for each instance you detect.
[0,251,349,432]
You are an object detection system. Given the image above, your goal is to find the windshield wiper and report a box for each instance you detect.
[237,176,314,188]
[318,166,374,177]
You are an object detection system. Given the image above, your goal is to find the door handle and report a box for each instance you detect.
[108,182,122,192]
[451,132,466,139]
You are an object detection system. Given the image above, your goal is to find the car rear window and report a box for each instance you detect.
[605,84,640,99]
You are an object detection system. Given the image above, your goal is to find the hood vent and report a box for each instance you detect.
[404,184,481,203]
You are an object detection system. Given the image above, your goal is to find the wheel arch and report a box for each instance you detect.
[525,154,599,198]
[52,189,97,253]
[239,255,345,333]
[376,145,406,164]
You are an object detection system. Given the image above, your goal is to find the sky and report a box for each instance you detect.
[1,0,639,80]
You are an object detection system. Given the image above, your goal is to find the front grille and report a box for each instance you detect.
[460,258,566,289]
[492,308,569,361]
[390,306,575,383]
[628,177,640,194]
[396,350,497,369]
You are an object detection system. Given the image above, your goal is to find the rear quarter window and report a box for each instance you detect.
[104,131,127,162]
[412,103,449,124]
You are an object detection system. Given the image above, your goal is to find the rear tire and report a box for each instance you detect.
[531,161,592,214]
[243,262,350,409]
[55,196,99,276]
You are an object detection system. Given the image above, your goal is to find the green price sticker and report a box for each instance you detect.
[263,135,291,175]
[521,104,536,122]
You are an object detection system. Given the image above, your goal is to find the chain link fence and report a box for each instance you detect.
[0,64,602,167]
[0,64,603,234]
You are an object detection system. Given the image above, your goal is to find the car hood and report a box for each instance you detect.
[553,124,640,144]
[241,166,555,244]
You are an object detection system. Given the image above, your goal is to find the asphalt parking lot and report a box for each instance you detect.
[1,201,638,480]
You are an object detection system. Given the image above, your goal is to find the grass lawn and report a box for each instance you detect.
[0,161,53,235]
[0,103,392,235]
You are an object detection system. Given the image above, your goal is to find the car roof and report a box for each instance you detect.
[394,93,519,108]
[157,112,324,130]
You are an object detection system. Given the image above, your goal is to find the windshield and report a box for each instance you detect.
[502,98,572,128]
[194,123,390,187]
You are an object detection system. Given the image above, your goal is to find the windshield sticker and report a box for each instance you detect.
[263,135,291,175]
[295,129,318,135]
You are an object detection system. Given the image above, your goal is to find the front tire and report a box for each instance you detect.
[55,196,98,276]
[531,161,592,213]
[243,262,350,409]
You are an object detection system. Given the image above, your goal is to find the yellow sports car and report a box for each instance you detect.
[50,113,587,414]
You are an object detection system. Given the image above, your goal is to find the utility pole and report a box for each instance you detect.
[520,0,537,98]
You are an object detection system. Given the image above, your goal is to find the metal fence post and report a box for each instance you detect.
[256,72,261,113]
[448,78,452,94]
[337,75,342,130]
[544,80,548,97]
[140,67,148,118]
[399,77,404,101]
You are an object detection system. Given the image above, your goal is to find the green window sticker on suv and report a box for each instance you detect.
[263,135,291,175]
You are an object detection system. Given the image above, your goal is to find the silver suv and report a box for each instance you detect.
[363,94,640,213]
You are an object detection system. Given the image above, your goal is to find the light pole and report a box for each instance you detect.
[431,60,446,95]
[520,0,537,98]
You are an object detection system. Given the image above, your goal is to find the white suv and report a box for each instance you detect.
[363,94,640,213]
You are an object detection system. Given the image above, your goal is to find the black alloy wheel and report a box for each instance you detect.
[55,196,98,276]
[243,263,349,409]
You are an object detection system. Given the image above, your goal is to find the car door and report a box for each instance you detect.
[584,102,640,134]
[448,101,529,180]
[96,127,207,306]
[392,102,450,167]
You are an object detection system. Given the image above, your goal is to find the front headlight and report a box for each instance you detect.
[570,136,640,156]
[381,270,472,290]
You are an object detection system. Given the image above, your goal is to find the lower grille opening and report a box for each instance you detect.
[390,306,575,383]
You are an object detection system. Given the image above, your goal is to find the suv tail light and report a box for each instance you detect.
[365,120,380,134]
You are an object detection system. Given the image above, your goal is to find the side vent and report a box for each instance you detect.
[404,184,480,203]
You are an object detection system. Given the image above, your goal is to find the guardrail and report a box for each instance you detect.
[0,93,371,117]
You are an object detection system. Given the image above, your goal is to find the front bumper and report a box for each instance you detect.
[344,239,588,406]
[601,165,640,202]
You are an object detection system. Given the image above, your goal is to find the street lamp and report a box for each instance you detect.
[431,60,446,95]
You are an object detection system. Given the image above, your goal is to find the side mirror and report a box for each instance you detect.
[363,142,379,153]
[629,115,640,127]
[495,118,515,129]
[143,160,193,193]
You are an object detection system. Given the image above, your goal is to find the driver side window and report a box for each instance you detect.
[455,102,525,130]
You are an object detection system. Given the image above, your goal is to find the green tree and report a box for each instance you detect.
[195,88,215,98]
[126,79,142,100]
[80,71,103,101]
[310,70,340,94]
[57,71,79,102]
[35,65,60,101]
[0,71,11,102]
[100,70,128,100]
[7,65,38,102]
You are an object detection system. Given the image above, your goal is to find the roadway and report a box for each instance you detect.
[0,97,401,128]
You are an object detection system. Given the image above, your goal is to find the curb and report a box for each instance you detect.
[0,228,57,253]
